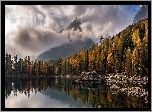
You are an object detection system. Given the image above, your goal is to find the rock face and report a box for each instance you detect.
[37,17,94,61]
[60,17,82,33]
[60,17,82,42]
[133,5,148,24]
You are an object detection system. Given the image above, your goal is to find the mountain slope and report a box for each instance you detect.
[37,38,94,61]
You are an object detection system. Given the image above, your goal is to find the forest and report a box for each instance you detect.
[5,18,148,78]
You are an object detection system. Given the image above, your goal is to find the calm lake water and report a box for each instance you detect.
[5,77,148,108]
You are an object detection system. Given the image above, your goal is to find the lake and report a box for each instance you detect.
[5,77,148,108]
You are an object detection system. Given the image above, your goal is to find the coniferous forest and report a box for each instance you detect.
[5,18,148,78]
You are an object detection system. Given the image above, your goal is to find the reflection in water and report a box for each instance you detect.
[5,77,148,108]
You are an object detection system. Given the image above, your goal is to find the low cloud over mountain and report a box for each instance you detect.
[5,5,140,60]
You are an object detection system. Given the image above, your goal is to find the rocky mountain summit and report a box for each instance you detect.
[133,5,148,24]
[37,17,94,61]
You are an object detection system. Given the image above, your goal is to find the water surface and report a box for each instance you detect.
[5,77,148,108]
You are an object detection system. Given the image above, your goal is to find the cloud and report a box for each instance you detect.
[5,89,91,108]
[78,5,135,42]
[5,25,69,60]
[5,5,139,59]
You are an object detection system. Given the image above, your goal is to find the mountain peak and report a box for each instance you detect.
[37,17,94,61]
[133,5,148,24]
[60,17,82,33]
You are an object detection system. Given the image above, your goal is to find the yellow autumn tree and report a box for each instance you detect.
[125,47,132,76]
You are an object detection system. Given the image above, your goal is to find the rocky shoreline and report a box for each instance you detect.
[105,73,148,104]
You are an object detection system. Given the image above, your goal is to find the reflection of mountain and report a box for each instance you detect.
[37,38,94,61]
[41,89,91,108]
[133,5,148,24]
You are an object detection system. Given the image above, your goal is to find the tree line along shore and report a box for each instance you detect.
[5,18,148,79]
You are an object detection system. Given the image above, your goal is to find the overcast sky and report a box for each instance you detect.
[5,5,141,60]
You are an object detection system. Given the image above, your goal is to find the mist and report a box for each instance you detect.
[5,5,141,60]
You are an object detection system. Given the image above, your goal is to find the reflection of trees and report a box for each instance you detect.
[79,88,88,104]
[5,78,12,99]
[5,77,148,108]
